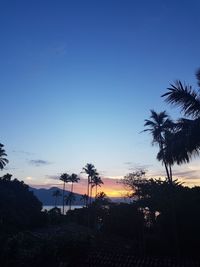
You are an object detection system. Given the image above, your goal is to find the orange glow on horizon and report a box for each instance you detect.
[29,177,127,198]
[100,189,128,198]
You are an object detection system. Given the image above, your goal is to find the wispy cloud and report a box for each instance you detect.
[29,160,51,167]
[173,170,199,179]
[45,174,60,180]
[12,150,34,156]
[4,167,17,171]
[124,162,152,171]
[124,162,133,165]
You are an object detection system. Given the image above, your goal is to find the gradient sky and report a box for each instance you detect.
[1,0,200,196]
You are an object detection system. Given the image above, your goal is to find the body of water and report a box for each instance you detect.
[43,205,84,213]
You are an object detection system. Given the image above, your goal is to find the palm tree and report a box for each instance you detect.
[0,143,9,170]
[144,110,174,183]
[67,173,80,210]
[91,175,104,197]
[65,192,76,210]
[83,163,98,206]
[69,173,80,194]
[52,189,61,207]
[95,191,110,206]
[162,69,200,165]
[60,173,70,214]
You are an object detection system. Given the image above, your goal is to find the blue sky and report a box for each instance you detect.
[1,0,200,192]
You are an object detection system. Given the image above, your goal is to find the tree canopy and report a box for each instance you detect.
[0,174,42,233]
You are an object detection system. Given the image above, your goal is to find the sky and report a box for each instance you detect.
[1,0,200,196]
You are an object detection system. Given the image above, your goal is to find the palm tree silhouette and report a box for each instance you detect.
[67,173,80,210]
[83,163,98,206]
[144,110,174,182]
[52,189,61,207]
[69,173,80,195]
[162,69,200,165]
[91,175,104,197]
[0,143,9,170]
[59,173,70,214]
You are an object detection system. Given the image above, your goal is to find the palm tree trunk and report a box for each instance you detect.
[169,165,173,184]
[71,182,74,193]
[164,160,171,182]
[160,140,171,182]
[87,175,90,207]
[62,182,65,214]
[90,185,93,205]
[69,183,74,210]
[96,185,97,197]
[55,196,57,207]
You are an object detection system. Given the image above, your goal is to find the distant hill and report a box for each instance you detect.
[30,187,84,205]
[30,186,127,205]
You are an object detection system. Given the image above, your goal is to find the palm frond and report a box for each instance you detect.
[157,117,200,165]
[162,81,200,118]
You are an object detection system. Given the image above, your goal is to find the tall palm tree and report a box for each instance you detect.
[69,173,80,195]
[83,163,98,206]
[0,143,9,170]
[162,69,200,165]
[144,110,174,182]
[59,173,70,214]
[67,173,80,210]
[52,189,62,207]
[91,175,104,197]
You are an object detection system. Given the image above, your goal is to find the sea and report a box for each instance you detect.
[43,205,84,213]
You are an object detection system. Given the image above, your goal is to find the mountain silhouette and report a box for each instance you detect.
[30,187,83,205]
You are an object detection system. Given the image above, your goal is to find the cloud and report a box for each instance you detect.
[4,167,17,171]
[173,170,199,178]
[45,174,60,180]
[124,162,133,165]
[124,162,152,171]
[29,160,51,167]
[12,150,34,156]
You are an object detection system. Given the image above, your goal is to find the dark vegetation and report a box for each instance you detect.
[0,174,42,234]
[30,187,83,205]
[2,69,200,266]
[1,171,200,266]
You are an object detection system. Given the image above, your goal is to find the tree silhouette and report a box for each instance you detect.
[91,175,104,197]
[161,69,200,165]
[1,173,12,181]
[52,189,62,207]
[0,143,9,170]
[59,173,70,214]
[83,163,98,206]
[144,110,174,182]
[67,173,80,210]
[69,173,80,195]
[0,175,42,233]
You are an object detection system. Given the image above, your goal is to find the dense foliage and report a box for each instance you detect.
[120,171,200,257]
[0,174,43,233]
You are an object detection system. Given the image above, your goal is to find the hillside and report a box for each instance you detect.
[30,187,125,205]
[30,187,84,205]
